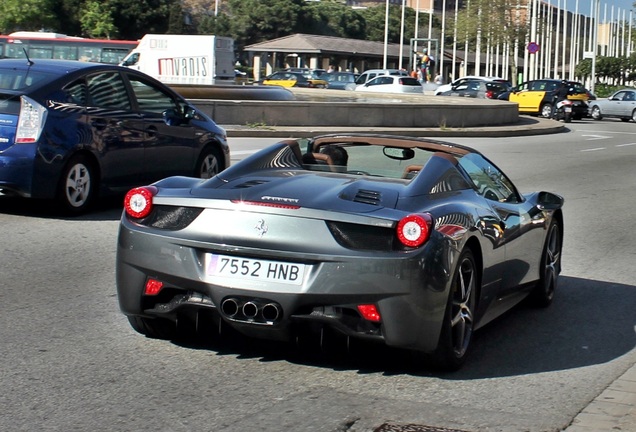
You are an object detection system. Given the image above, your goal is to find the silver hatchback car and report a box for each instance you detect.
[354,75,423,94]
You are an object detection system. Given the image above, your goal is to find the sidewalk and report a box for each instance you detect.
[562,365,636,431]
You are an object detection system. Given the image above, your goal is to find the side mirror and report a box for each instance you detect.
[163,108,187,126]
[183,105,196,120]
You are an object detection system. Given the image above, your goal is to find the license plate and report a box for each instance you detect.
[207,254,305,285]
[564,106,572,112]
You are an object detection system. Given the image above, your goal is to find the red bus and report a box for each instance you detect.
[0,32,138,64]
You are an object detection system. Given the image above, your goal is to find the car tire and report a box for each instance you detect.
[591,105,603,120]
[429,248,477,371]
[127,316,176,339]
[529,219,562,308]
[57,155,96,214]
[195,146,223,179]
[541,103,553,118]
[632,110,636,122]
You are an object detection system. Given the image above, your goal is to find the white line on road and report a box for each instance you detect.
[581,147,606,152]
[616,143,636,147]
[581,134,611,140]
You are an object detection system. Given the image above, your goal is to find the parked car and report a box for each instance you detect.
[355,75,423,94]
[0,58,229,213]
[116,133,564,371]
[284,67,327,80]
[354,69,409,86]
[439,80,511,99]
[588,89,636,122]
[260,71,328,88]
[434,76,507,95]
[508,79,589,119]
[324,72,360,90]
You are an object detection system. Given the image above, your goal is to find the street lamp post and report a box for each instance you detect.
[383,0,390,69]
[591,0,599,93]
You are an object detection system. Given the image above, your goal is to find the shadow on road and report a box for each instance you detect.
[0,195,123,221]
[170,275,636,378]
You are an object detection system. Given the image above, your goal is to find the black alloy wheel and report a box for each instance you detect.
[530,219,562,307]
[430,249,477,371]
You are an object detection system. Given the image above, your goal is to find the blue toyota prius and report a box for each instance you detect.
[0,58,229,213]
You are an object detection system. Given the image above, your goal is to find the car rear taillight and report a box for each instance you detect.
[15,96,47,143]
[357,304,381,322]
[144,278,164,295]
[124,186,157,219]
[397,213,433,247]
[485,90,494,99]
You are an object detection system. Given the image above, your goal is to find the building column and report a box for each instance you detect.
[253,55,262,81]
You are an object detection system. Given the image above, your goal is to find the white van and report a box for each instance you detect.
[355,69,409,86]
[120,34,235,85]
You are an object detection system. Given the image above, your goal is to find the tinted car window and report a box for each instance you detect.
[87,72,131,110]
[128,75,179,114]
[567,81,586,94]
[0,69,55,90]
[458,153,519,203]
[0,94,20,115]
[63,79,88,105]
[401,77,422,86]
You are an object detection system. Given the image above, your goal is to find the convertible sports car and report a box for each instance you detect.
[116,134,564,370]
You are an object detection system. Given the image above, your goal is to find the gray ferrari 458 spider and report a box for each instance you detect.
[116,134,564,370]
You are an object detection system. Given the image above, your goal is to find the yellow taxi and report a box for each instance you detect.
[260,71,327,88]
[509,79,590,119]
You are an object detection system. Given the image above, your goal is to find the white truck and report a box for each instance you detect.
[120,34,235,85]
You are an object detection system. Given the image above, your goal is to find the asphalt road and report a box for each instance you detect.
[1,119,635,432]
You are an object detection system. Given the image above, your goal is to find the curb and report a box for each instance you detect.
[222,117,566,138]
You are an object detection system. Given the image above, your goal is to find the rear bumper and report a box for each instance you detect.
[116,218,455,353]
[0,143,37,197]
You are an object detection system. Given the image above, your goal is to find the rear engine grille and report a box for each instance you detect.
[352,189,381,205]
[327,221,399,251]
[134,206,203,230]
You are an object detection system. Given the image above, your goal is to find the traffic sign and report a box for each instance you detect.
[527,42,540,54]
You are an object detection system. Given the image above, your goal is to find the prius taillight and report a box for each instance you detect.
[15,96,47,144]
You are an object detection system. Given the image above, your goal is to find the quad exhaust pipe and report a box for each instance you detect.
[221,298,282,323]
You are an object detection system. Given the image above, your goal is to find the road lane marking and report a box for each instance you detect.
[581,134,611,140]
[581,147,606,152]
[616,143,636,147]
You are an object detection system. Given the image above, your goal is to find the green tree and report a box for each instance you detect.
[80,0,117,39]
[223,0,305,52]
[301,0,366,39]
[0,0,57,33]
[51,0,83,36]
[109,0,173,40]
[359,5,417,43]
[575,58,592,81]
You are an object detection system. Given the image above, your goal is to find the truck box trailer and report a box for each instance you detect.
[121,34,235,85]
